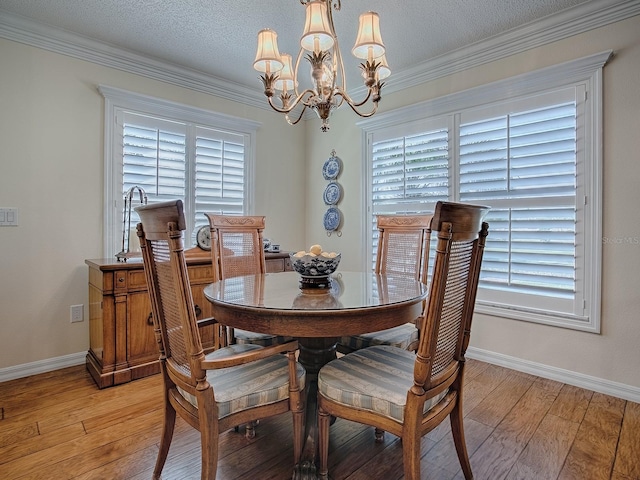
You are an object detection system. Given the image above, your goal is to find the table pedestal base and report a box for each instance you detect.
[293,337,338,480]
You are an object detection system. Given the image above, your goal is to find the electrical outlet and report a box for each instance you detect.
[70,304,84,323]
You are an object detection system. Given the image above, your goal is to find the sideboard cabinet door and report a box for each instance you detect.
[85,257,218,388]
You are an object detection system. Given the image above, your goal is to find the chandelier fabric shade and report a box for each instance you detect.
[352,12,385,60]
[253,0,389,132]
[273,53,296,92]
[254,29,284,73]
[301,0,334,53]
[376,54,391,81]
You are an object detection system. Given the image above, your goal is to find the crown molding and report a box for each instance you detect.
[1,0,639,113]
[355,0,640,98]
[0,9,266,109]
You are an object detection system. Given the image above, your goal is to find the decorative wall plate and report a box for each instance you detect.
[323,207,342,232]
[323,182,342,205]
[322,155,342,180]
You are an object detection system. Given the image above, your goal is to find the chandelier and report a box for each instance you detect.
[253,0,389,132]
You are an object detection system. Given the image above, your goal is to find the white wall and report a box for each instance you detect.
[303,15,640,393]
[0,38,306,370]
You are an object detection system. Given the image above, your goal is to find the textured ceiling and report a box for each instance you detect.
[0,0,598,91]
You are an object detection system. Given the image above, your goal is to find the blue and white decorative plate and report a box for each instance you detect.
[323,207,342,232]
[323,182,342,205]
[322,155,342,180]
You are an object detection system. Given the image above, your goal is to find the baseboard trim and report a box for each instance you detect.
[467,347,640,404]
[2,349,639,404]
[0,352,86,383]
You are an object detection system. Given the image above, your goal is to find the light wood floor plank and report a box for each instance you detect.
[2,410,162,480]
[0,422,86,469]
[466,369,535,428]
[548,383,593,423]
[0,420,39,450]
[505,413,580,480]
[557,392,626,480]
[613,400,640,479]
[467,376,563,480]
[423,417,494,476]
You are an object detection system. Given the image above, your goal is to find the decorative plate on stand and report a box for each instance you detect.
[323,182,342,205]
[323,207,342,232]
[322,155,342,180]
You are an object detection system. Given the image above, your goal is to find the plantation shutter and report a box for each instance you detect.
[459,101,578,298]
[194,126,246,227]
[370,123,448,269]
[122,114,187,228]
[371,128,449,213]
[367,86,584,317]
[362,54,607,331]
[120,112,248,246]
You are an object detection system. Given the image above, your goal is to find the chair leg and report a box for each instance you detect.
[318,406,331,480]
[401,432,422,480]
[245,420,258,439]
[291,408,305,464]
[199,416,219,480]
[153,398,176,480]
[450,401,473,479]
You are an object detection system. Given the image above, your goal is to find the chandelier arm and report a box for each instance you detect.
[285,107,308,126]
[266,88,317,114]
[342,97,379,118]
[335,87,373,109]
[292,46,305,99]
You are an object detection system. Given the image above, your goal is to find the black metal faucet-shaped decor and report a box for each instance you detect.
[116,186,148,262]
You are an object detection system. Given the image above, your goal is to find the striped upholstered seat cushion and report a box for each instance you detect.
[178,343,306,419]
[338,323,419,351]
[234,329,293,347]
[318,345,446,422]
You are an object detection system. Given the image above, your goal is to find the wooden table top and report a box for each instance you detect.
[203,271,427,338]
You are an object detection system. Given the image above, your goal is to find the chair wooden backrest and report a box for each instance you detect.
[318,201,489,480]
[205,214,269,346]
[375,214,432,284]
[412,201,489,399]
[136,200,207,392]
[136,201,305,479]
[205,214,266,280]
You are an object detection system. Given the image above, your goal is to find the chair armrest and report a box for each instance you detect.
[197,316,218,328]
[201,340,299,370]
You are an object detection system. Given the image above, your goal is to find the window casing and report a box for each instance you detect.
[100,85,259,257]
[360,51,610,332]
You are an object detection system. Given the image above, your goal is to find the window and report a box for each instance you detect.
[100,86,260,257]
[360,51,611,332]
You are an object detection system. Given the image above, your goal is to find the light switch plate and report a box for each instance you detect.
[0,208,18,226]
[70,304,84,323]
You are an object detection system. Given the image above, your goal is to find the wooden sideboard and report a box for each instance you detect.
[85,250,292,388]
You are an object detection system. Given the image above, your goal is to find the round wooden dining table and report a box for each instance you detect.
[204,271,427,480]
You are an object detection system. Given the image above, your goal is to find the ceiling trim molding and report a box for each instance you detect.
[353,0,640,98]
[0,9,267,109]
[1,0,639,114]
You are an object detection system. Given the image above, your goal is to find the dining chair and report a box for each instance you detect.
[205,214,290,347]
[136,200,305,480]
[337,214,432,353]
[318,201,489,480]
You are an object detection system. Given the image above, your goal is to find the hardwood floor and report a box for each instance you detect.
[0,359,638,479]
